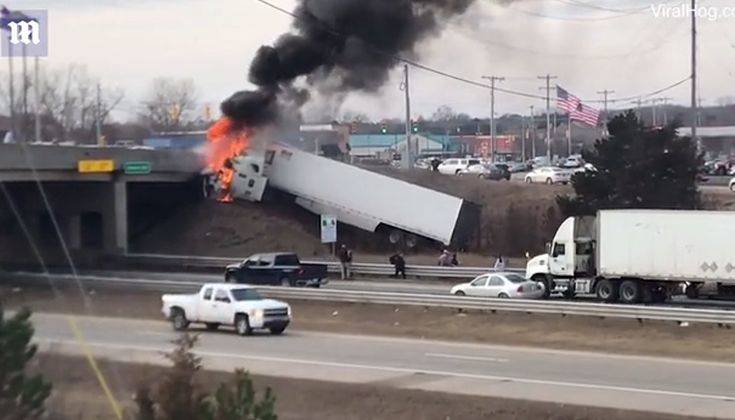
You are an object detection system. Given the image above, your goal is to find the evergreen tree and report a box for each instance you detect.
[0,307,52,420]
[558,110,701,216]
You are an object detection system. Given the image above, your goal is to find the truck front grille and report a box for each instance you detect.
[264,308,288,317]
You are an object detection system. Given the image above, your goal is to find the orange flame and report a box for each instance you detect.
[207,117,250,203]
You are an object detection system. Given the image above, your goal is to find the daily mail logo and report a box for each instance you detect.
[1,7,48,57]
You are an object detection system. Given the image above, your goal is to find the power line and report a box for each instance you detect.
[253,0,692,107]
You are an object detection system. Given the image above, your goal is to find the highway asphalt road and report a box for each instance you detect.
[7,269,735,310]
[33,312,735,418]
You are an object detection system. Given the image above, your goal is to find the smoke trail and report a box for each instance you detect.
[222,0,476,126]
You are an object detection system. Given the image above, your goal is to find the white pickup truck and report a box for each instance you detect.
[161,283,292,335]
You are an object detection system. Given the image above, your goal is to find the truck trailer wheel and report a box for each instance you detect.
[596,279,619,303]
[171,308,189,331]
[235,315,252,336]
[685,283,700,299]
[619,280,642,304]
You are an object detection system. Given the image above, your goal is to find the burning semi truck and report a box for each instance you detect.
[204,118,478,248]
[227,144,480,248]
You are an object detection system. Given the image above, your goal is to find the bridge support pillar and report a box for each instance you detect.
[113,181,128,254]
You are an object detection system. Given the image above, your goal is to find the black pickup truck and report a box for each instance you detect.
[224,252,329,287]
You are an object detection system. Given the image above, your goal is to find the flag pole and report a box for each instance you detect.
[567,114,572,156]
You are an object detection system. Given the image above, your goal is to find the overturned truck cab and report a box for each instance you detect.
[229,144,480,248]
[526,209,735,303]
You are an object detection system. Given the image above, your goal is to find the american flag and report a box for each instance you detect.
[556,86,601,127]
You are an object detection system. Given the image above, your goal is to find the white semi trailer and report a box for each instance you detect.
[229,144,479,247]
[526,209,735,303]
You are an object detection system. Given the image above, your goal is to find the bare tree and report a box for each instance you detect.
[1,63,124,143]
[140,78,198,131]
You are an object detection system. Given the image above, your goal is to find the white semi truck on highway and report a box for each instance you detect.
[229,144,479,247]
[526,210,735,303]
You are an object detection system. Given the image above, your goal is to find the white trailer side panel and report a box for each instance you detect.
[264,146,465,244]
[597,210,735,283]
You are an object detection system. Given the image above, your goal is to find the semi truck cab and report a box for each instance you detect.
[526,216,597,298]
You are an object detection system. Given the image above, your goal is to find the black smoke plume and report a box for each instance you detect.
[222,0,475,126]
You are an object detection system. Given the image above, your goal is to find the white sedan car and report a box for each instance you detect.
[524,166,571,184]
[730,176,735,192]
[450,272,544,299]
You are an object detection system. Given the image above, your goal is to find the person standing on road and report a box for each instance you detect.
[438,249,452,266]
[451,252,459,266]
[338,244,353,279]
[389,252,407,279]
[493,255,505,271]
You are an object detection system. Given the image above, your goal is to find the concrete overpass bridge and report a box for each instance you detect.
[0,143,205,266]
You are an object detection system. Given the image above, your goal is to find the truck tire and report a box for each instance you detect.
[619,280,642,304]
[235,314,251,336]
[685,283,700,299]
[532,275,551,299]
[270,326,286,335]
[205,323,220,331]
[171,308,189,331]
[596,279,619,302]
[280,277,291,287]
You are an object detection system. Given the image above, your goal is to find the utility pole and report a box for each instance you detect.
[95,82,102,146]
[633,97,644,120]
[34,57,41,142]
[697,97,704,126]
[597,89,614,137]
[529,105,536,159]
[538,74,557,163]
[596,89,614,120]
[7,37,16,143]
[482,75,504,161]
[520,116,526,161]
[21,44,28,141]
[402,64,413,169]
[691,0,699,150]
[660,97,673,125]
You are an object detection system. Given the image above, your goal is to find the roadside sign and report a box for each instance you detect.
[123,161,152,175]
[78,159,115,173]
[320,215,337,244]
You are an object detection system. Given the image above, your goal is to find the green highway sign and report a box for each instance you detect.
[123,161,152,175]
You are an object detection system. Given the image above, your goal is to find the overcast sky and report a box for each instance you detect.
[6,0,735,122]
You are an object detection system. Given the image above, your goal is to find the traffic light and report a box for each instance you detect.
[381,124,387,134]
[411,119,419,133]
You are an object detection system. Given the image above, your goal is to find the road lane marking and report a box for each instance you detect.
[27,311,735,369]
[425,353,509,363]
[35,338,735,403]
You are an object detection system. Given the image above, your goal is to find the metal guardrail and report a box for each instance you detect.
[124,253,524,279]
[9,272,735,325]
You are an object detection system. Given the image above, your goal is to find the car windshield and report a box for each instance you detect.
[504,274,528,283]
[231,288,262,301]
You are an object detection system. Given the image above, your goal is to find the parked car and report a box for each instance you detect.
[730,177,735,192]
[562,155,584,168]
[225,252,329,287]
[161,283,292,335]
[524,166,572,184]
[437,158,482,175]
[508,161,531,173]
[450,272,544,299]
[458,163,508,180]
[492,163,513,180]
